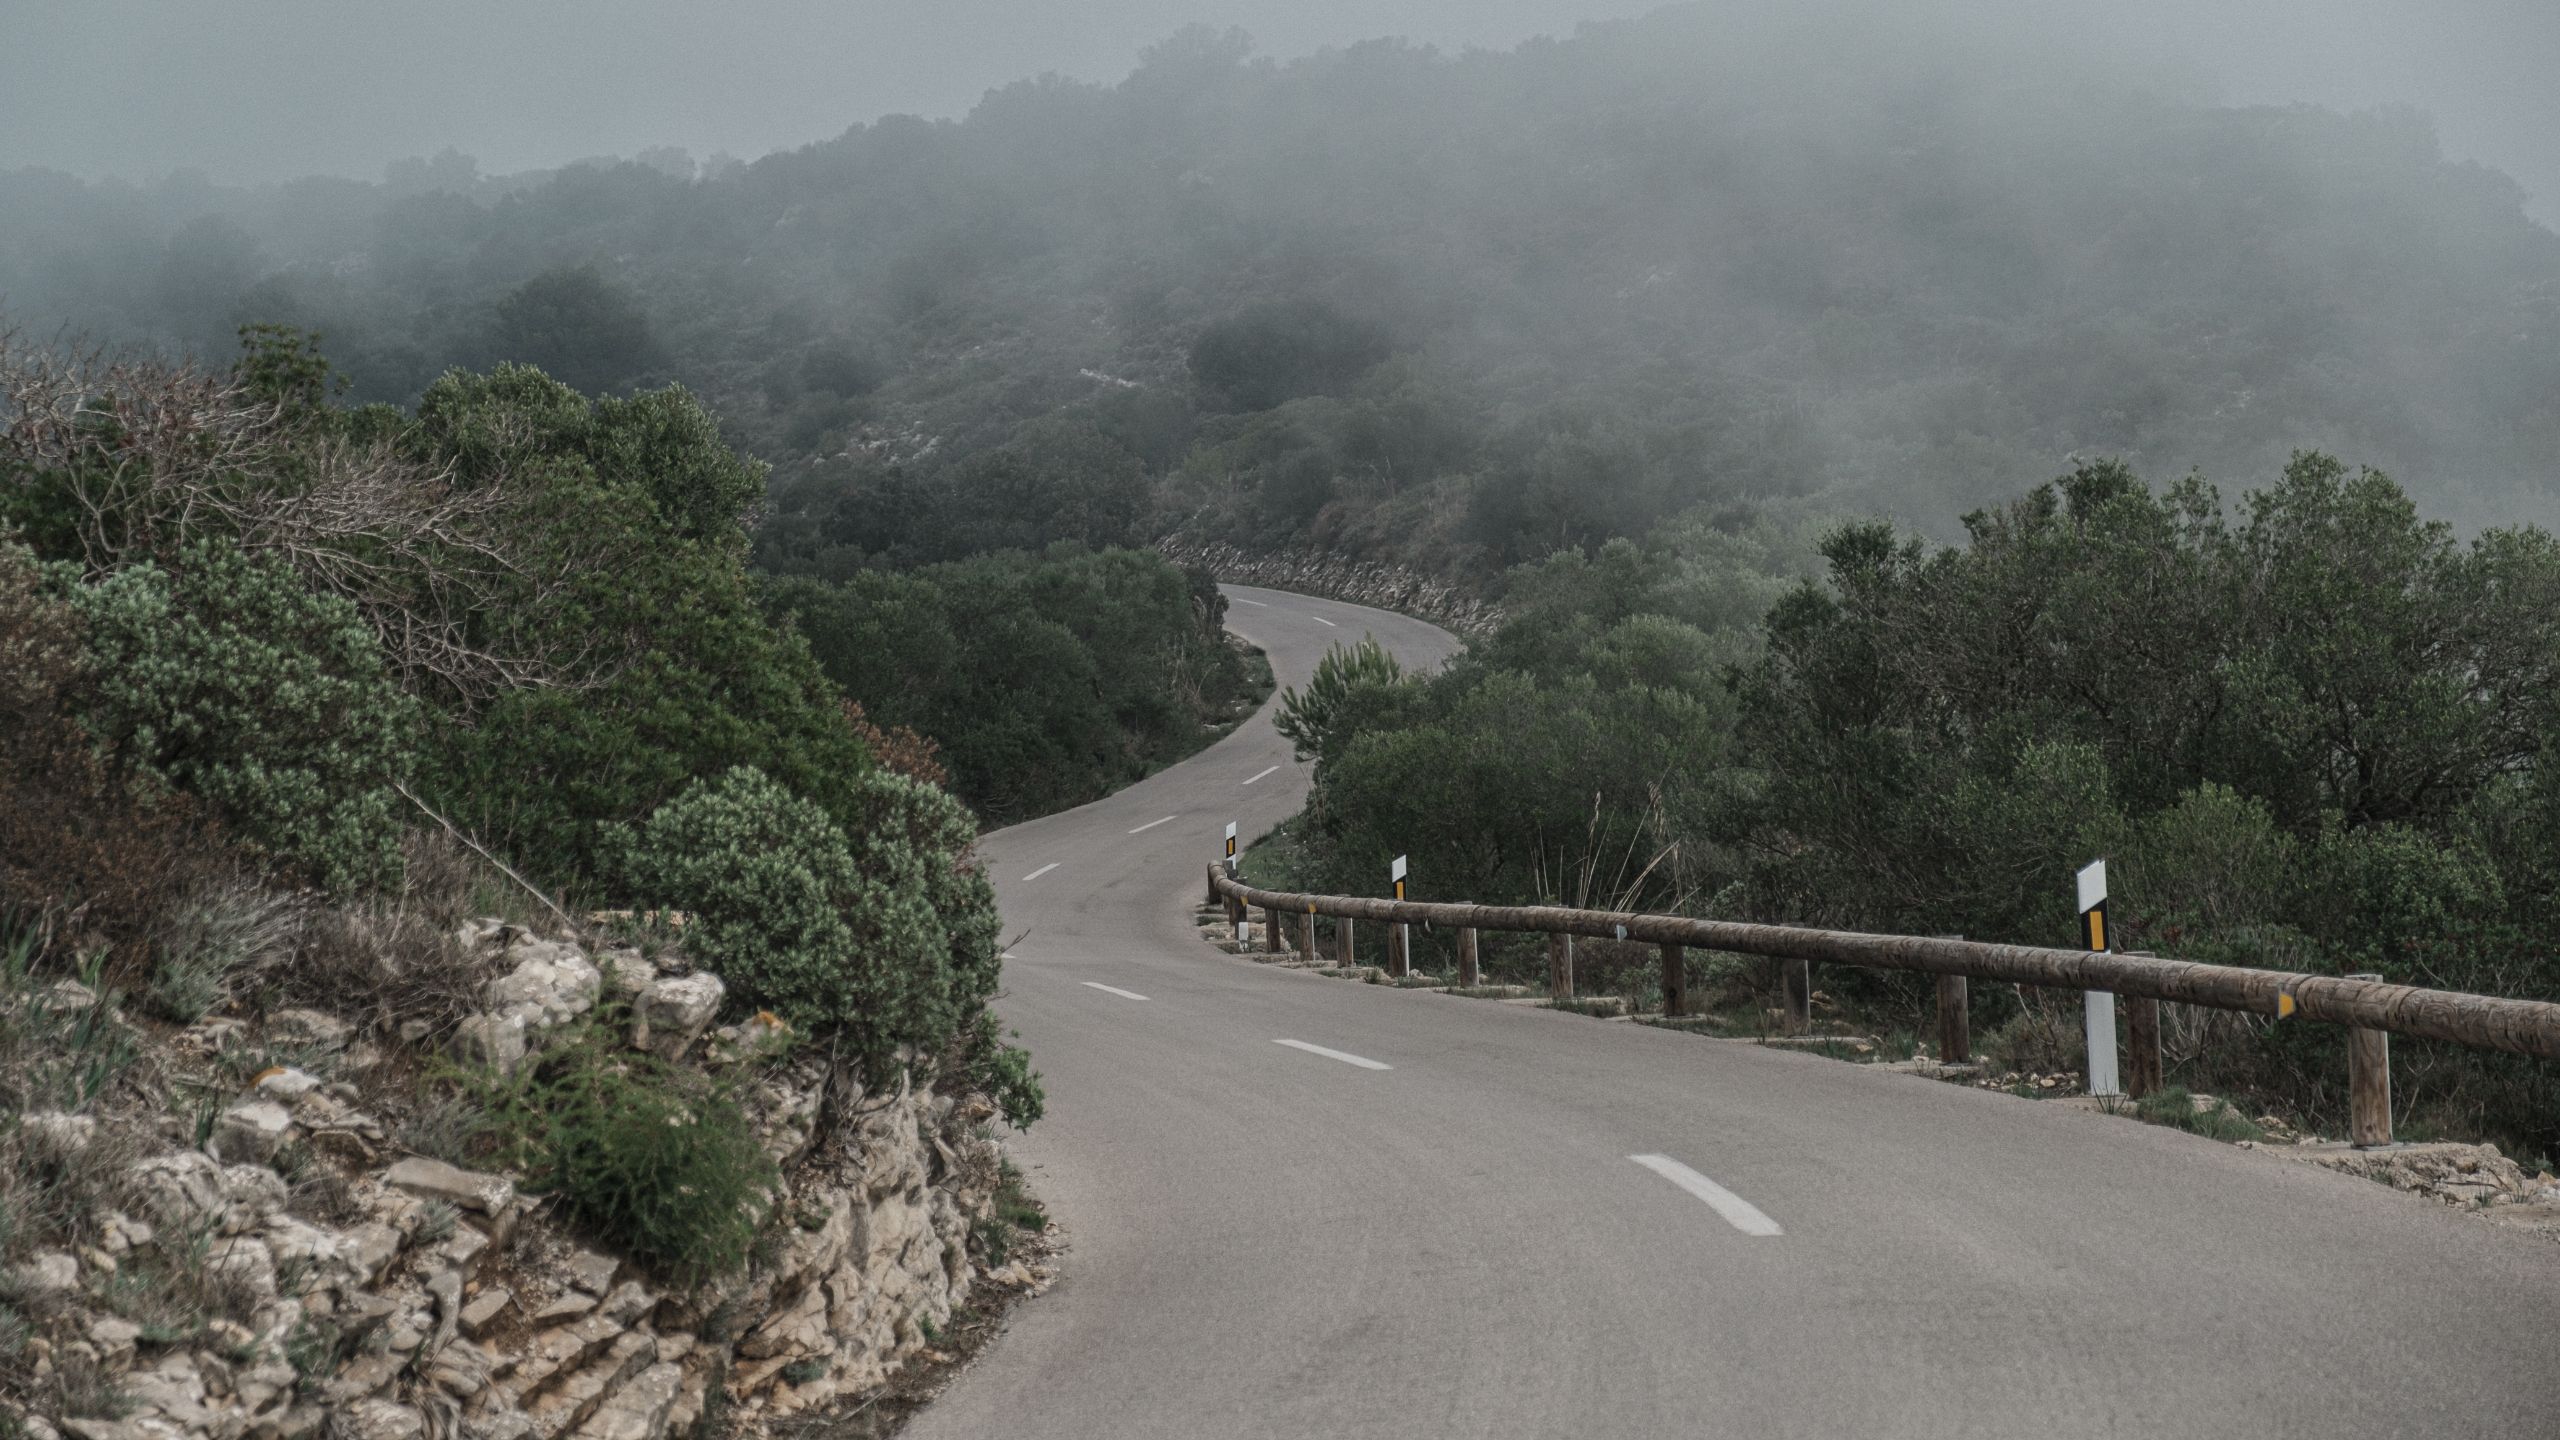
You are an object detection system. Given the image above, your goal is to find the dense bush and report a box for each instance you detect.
[469,1008,777,1280]
[765,548,1261,823]
[384,363,876,882]
[0,538,221,962]
[616,766,1026,1110]
[1282,515,1816,909]
[64,538,419,895]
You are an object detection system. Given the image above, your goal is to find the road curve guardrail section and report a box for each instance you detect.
[1209,865,2560,1146]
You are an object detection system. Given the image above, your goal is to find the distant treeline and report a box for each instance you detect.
[7,7,2558,583]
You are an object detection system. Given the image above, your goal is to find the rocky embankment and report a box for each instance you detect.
[1158,538,1498,636]
[7,923,1032,1440]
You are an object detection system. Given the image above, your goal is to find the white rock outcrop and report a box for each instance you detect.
[11,922,1028,1440]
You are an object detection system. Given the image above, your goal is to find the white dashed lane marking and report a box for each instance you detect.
[1629,1154,1783,1237]
[1273,1039,1391,1070]
[1083,982,1149,1002]
[1021,862,1060,881]
[1128,815,1177,833]
[1243,766,1279,785]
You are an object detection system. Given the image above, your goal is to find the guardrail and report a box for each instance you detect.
[1209,865,2560,1148]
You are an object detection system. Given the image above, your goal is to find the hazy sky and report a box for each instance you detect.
[5,1,2557,221]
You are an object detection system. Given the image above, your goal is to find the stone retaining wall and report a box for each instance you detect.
[1157,538,1499,637]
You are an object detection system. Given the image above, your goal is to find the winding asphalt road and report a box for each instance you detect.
[907,584,2560,1440]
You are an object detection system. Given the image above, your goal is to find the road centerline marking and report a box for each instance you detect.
[1128,815,1178,833]
[1242,765,1280,785]
[1082,982,1149,1001]
[1231,596,1269,607]
[1021,862,1060,881]
[1309,614,1338,627]
[1629,1154,1783,1237]
[1273,1039,1391,1070]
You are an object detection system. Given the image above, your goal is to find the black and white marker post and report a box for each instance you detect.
[2077,858,2121,1098]
[1390,855,1410,977]
[1225,822,1242,943]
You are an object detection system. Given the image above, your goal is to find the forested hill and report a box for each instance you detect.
[7,7,2558,573]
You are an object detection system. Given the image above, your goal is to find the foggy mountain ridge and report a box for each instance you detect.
[6,7,2558,576]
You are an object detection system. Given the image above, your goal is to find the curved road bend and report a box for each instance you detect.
[910,583,2560,1440]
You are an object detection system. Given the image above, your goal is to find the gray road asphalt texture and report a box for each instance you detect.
[906,584,2560,1440]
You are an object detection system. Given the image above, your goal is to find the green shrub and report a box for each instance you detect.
[469,1012,776,1281]
[618,766,1009,1081]
[956,1012,1045,1130]
[63,538,418,894]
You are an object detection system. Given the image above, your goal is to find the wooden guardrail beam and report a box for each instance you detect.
[1209,871,2560,1062]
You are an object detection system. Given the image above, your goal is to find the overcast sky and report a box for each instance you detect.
[5,1,2557,221]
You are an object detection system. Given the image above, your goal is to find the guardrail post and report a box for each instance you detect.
[1261,906,1283,954]
[2347,972,2392,1146]
[1336,917,1355,969]
[1387,924,1410,979]
[1781,958,1811,1034]
[1936,974,1969,1063]
[1298,909,1316,960]
[1206,863,1218,906]
[2124,994,2163,1098]
[1660,943,1687,1018]
[1457,927,1479,987]
[1548,934,1574,1000]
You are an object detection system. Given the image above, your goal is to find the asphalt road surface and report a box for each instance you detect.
[906,584,2560,1440]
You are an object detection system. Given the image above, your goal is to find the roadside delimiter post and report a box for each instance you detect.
[1937,973,1970,1063]
[2347,972,2393,1147]
[2078,859,2122,1098]
[1389,856,1411,979]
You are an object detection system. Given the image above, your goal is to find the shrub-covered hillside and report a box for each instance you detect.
[0,329,1039,1112]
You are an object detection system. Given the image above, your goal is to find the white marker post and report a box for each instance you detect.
[1390,855,1410,977]
[2078,859,2120,1098]
[1225,822,1242,942]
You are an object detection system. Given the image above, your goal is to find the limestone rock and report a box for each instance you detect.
[6,1250,79,1305]
[638,974,723,1059]
[564,1250,619,1296]
[385,1157,516,1215]
[253,1066,324,1101]
[461,1287,514,1339]
[133,1142,229,1219]
[456,1012,530,1074]
[577,1361,683,1440]
[22,1111,97,1161]
[211,1100,295,1163]
[533,1292,597,1324]
[486,941,600,1033]
[338,1398,425,1440]
[600,947,655,996]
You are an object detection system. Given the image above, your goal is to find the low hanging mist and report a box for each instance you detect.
[5,2,2558,558]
